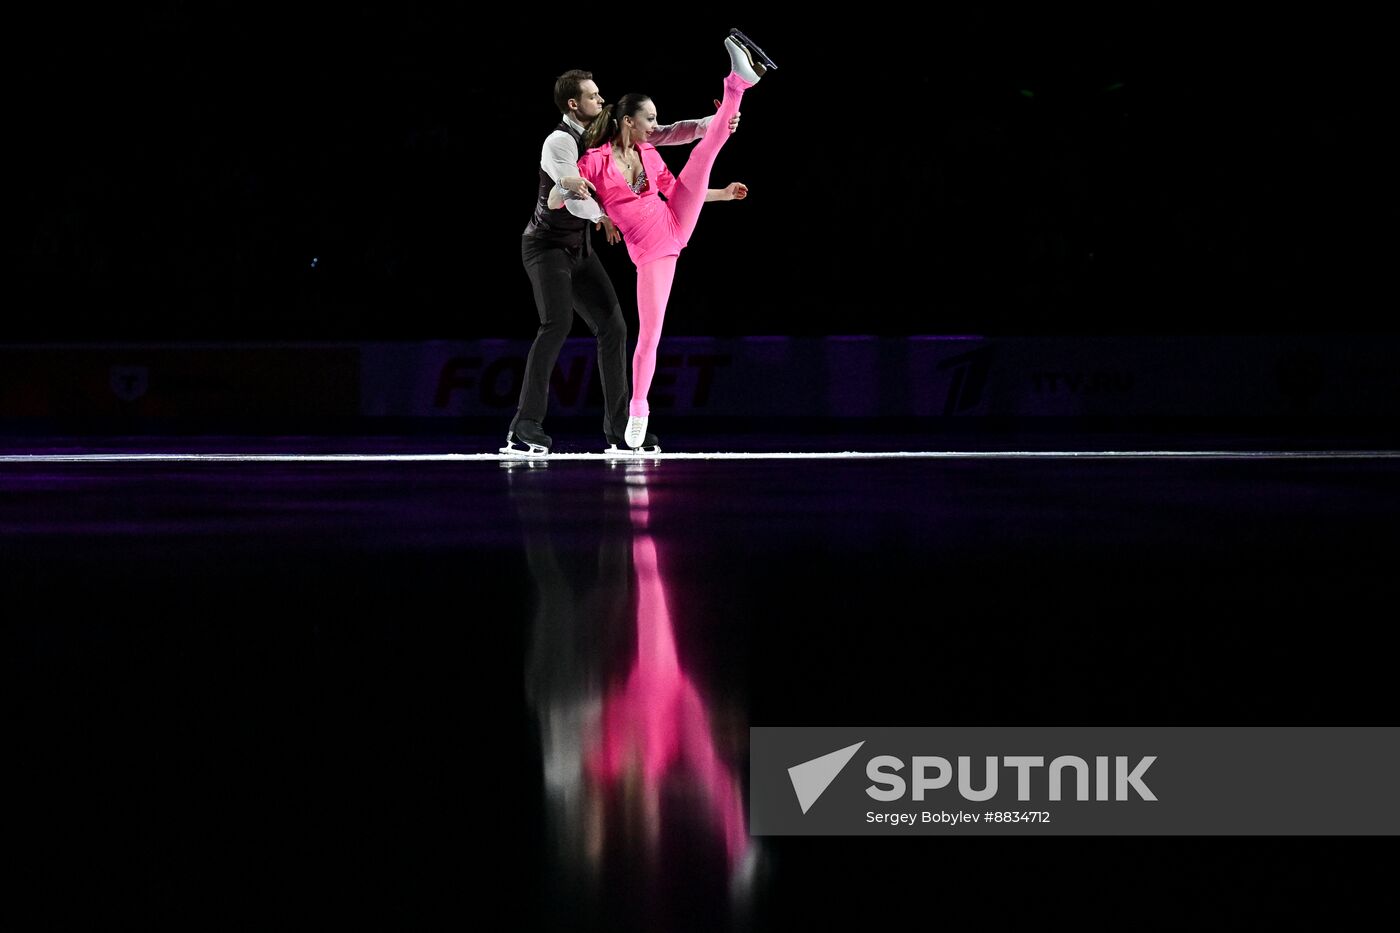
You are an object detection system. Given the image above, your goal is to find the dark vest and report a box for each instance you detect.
[523,120,590,251]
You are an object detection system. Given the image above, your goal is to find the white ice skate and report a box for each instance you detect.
[624,415,651,451]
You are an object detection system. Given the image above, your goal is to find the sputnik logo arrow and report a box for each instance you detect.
[788,741,865,814]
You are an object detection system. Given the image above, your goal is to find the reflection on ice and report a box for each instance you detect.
[512,462,755,929]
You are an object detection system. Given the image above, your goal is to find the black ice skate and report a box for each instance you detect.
[501,420,552,457]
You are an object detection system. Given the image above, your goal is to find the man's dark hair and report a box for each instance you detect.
[554,70,594,115]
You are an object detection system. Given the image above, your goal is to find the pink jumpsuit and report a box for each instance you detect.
[574,69,753,419]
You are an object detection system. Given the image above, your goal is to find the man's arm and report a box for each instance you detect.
[541,130,604,222]
[648,115,713,147]
[650,103,742,146]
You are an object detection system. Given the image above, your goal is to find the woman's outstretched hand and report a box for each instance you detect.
[705,183,748,202]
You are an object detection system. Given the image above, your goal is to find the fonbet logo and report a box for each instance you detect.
[789,742,1157,814]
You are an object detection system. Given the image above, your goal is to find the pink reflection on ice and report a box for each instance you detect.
[584,476,749,868]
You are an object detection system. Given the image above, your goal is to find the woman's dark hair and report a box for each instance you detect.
[581,93,651,149]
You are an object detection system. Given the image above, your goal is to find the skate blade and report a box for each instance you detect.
[500,444,549,458]
[604,444,663,457]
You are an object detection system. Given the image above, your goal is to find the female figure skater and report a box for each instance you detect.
[553,29,776,449]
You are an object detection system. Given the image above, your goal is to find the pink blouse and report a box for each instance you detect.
[575,142,687,267]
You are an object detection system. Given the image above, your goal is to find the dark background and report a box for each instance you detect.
[14,3,1389,340]
[8,8,1395,927]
